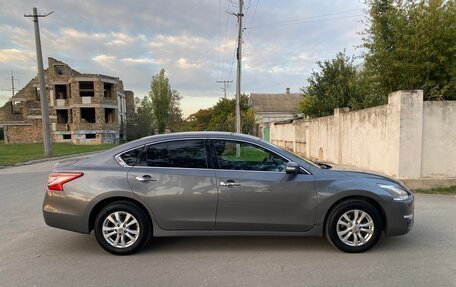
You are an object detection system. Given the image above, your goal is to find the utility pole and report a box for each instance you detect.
[216,80,232,98]
[10,72,16,97]
[6,72,19,114]
[235,0,243,134]
[25,7,53,157]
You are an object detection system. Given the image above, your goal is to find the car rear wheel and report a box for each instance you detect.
[325,200,382,253]
[94,201,151,255]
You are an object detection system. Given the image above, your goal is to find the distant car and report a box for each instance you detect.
[43,132,414,255]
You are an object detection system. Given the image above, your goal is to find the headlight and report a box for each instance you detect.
[377,184,410,201]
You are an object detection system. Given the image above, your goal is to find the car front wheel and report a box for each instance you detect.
[325,200,382,253]
[94,201,151,255]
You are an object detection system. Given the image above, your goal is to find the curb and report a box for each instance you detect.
[0,151,102,169]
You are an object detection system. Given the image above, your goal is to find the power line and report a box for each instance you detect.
[244,0,259,43]
[246,40,287,88]
[216,80,233,98]
[217,0,222,78]
[227,48,236,83]
[220,0,232,80]
[247,9,362,29]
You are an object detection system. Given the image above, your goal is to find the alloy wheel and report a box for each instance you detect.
[102,211,140,248]
[336,209,375,247]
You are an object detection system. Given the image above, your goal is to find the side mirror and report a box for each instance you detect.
[316,162,332,169]
[285,161,299,174]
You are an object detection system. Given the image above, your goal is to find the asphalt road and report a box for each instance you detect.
[1,159,455,287]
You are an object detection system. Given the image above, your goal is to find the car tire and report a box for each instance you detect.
[94,201,151,255]
[325,199,382,253]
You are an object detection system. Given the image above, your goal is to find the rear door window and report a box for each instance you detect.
[137,140,208,169]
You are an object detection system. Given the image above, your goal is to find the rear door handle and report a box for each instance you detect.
[220,180,241,187]
[135,175,157,183]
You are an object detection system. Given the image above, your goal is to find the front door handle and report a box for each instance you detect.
[135,175,157,183]
[220,180,241,187]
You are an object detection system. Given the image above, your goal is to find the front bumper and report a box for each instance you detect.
[384,194,414,236]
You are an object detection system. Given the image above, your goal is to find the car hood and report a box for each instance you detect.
[330,168,405,187]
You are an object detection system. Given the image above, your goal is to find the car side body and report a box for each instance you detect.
[43,131,414,254]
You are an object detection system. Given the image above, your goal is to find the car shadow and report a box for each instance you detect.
[51,231,418,256]
[142,236,334,254]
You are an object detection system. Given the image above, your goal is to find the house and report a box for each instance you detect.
[0,57,135,144]
[250,88,303,141]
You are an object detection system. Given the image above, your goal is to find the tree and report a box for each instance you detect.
[183,94,255,134]
[299,51,370,117]
[168,89,184,131]
[126,97,154,140]
[362,0,456,100]
[184,108,213,131]
[150,69,172,133]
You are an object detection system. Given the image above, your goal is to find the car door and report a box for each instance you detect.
[127,139,218,230]
[211,139,317,232]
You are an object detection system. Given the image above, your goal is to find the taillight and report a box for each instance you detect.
[47,173,83,191]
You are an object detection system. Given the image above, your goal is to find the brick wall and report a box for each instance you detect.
[5,119,43,144]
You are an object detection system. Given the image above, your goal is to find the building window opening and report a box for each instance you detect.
[55,85,68,99]
[85,134,96,139]
[104,82,114,98]
[79,81,94,97]
[80,108,96,123]
[105,108,116,124]
[54,64,65,75]
[63,134,71,140]
[11,101,21,114]
[56,109,69,124]
[35,88,40,101]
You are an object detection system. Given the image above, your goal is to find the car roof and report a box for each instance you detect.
[114,131,261,152]
[137,131,261,143]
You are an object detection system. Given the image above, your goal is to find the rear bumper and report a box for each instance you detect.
[384,194,414,236]
[42,190,90,234]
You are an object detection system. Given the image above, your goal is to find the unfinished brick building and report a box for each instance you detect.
[0,58,135,144]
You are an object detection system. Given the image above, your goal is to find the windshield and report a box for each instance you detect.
[260,139,321,169]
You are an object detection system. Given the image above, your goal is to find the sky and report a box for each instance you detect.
[0,0,366,117]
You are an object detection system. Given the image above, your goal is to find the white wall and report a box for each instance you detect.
[421,101,456,177]
[340,105,389,174]
[270,90,456,179]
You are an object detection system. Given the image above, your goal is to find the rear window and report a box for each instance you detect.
[118,147,143,166]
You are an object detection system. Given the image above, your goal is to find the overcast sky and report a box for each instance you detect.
[0,0,366,116]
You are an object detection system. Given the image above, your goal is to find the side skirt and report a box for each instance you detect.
[152,225,324,237]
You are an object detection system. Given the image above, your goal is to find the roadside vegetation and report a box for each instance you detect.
[127,68,184,140]
[300,0,456,117]
[414,186,456,195]
[182,94,255,134]
[0,142,117,166]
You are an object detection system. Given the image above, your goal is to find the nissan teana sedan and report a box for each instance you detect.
[43,132,414,255]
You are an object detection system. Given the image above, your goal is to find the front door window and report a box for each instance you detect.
[212,140,287,172]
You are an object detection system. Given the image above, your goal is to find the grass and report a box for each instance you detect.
[0,142,117,166]
[221,145,268,162]
[414,186,456,195]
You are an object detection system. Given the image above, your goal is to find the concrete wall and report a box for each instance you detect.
[340,105,389,174]
[270,90,456,179]
[421,101,456,177]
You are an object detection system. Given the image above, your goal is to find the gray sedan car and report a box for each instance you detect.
[43,132,414,255]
